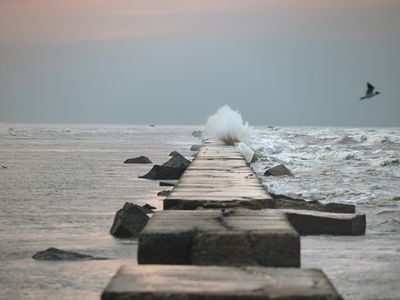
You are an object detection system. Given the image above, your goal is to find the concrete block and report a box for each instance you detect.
[102,265,343,300]
[283,209,366,235]
[138,209,300,267]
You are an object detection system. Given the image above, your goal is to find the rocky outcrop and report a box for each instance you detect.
[110,203,150,238]
[32,247,107,261]
[124,156,152,164]
[264,164,293,176]
[169,151,181,157]
[162,153,191,169]
[140,152,190,180]
[139,165,186,180]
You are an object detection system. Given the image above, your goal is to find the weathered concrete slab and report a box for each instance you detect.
[164,198,274,210]
[164,146,274,210]
[102,265,343,300]
[270,193,356,213]
[138,209,300,267]
[283,209,366,235]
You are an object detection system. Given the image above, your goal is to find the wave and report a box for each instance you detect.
[206,105,250,145]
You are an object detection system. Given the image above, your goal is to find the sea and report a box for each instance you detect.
[0,123,399,300]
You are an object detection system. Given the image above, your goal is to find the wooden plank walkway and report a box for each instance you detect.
[102,265,343,300]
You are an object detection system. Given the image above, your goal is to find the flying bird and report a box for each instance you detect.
[360,82,381,100]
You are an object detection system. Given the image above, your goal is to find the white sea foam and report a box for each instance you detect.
[206,105,250,145]
[249,126,400,205]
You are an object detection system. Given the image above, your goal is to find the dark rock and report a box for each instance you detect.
[124,156,152,164]
[157,190,171,197]
[1,166,7,169]
[191,130,202,138]
[190,145,202,151]
[337,136,358,144]
[149,124,155,127]
[110,202,150,238]
[142,204,156,213]
[169,151,181,157]
[270,193,305,201]
[264,164,293,177]
[162,153,191,169]
[32,247,107,261]
[140,165,186,180]
[160,181,177,187]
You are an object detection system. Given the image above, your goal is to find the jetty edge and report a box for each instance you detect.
[102,144,365,299]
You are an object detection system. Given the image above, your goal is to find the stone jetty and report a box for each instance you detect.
[102,144,364,299]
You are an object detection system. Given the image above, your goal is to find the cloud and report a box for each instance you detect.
[1,0,399,47]
[0,0,240,46]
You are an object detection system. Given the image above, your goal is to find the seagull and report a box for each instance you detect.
[360,82,381,100]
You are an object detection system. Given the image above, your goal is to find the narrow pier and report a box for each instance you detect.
[102,144,365,299]
[164,145,274,210]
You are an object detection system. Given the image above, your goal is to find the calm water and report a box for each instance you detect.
[1,124,400,299]
[0,124,199,299]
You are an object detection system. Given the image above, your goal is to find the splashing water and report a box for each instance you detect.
[206,105,250,145]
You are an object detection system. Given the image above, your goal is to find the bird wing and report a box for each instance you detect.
[366,82,375,94]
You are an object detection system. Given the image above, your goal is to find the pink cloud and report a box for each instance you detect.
[0,0,399,46]
[0,0,240,46]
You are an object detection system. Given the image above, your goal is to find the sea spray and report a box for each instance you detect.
[206,105,250,145]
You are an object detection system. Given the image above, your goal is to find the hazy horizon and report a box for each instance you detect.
[1,1,399,126]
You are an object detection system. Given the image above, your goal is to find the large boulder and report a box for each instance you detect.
[140,152,190,180]
[32,247,107,261]
[162,153,191,169]
[139,165,186,180]
[110,203,150,238]
[264,164,293,177]
[124,156,152,164]
[169,151,181,157]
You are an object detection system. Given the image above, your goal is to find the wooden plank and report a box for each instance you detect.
[138,209,300,267]
[102,265,343,300]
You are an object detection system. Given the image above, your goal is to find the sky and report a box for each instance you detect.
[0,0,399,126]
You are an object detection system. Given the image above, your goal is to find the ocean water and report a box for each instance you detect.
[1,124,400,299]
[249,126,400,300]
[0,124,199,299]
